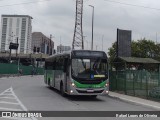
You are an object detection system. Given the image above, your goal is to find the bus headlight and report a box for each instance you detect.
[71,82,75,87]
[70,90,73,93]
[105,83,109,87]
[106,90,109,94]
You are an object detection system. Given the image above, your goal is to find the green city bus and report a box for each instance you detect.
[44,50,109,97]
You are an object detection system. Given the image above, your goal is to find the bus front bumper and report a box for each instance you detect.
[68,87,109,96]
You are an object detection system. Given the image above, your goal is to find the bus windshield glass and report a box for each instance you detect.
[72,58,107,79]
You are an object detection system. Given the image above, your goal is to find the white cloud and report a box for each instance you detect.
[0,0,160,53]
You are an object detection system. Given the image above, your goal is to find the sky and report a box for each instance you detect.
[0,0,160,54]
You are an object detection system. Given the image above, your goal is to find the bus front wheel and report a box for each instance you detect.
[60,83,66,97]
[90,95,97,98]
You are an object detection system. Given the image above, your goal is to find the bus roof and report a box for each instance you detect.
[45,50,107,62]
[45,52,70,62]
[72,50,107,58]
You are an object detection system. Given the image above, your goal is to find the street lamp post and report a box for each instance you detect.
[16,37,18,58]
[102,35,104,51]
[89,5,94,50]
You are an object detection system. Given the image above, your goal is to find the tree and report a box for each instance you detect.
[108,42,117,65]
[108,38,160,64]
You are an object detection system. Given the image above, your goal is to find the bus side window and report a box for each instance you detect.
[61,58,64,70]
[59,57,63,70]
[64,58,68,72]
[55,58,59,70]
[45,62,53,70]
[55,57,63,70]
[53,60,56,70]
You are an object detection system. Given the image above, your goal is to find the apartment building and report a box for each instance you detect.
[0,15,33,54]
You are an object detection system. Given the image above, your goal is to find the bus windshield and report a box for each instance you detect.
[72,58,107,79]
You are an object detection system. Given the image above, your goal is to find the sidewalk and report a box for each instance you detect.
[109,91,160,110]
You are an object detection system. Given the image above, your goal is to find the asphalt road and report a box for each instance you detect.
[0,75,159,120]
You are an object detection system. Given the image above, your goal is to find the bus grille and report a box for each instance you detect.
[76,90,104,94]
[77,80,104,84]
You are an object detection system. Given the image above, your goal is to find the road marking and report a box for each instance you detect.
[0,97,16,99]
[0,88,12,96]
[2,93,14,95]
[0,101,19,105]
[0,107,21,111]
[0,117,20,120]
[10,87,38,120]
[0,95,14,97]
[10,87,28,111]
[2,91,11,93]
[0,87,38,120]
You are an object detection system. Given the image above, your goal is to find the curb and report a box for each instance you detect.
[108,92,160,110]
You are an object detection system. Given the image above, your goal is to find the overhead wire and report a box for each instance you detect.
[0,0,52,8]
[104,0,160,11]
[0,0,159,10]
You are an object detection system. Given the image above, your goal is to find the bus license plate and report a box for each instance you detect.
[87,90,94,92]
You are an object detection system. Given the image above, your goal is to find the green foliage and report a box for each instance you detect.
[108,38,160,64]
[108,42,117,65]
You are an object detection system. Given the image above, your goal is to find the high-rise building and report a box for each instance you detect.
[32,32,54,55]
[0,15,33,54]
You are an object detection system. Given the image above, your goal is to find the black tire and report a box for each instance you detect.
[48,79,51,88]
[60,84,66,97]
[90,95,97,98]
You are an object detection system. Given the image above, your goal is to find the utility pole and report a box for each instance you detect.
[50,34,52,55]
[60,36,62,53]
[9,48,11,63]
[102,35,104,51]
[72,0,84,50]
[16,37,18,58]
[89,5,94,50]
[156,33,157,44]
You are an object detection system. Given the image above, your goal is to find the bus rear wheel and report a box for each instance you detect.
[48,79,52,88]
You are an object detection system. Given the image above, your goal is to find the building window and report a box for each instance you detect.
[1,18,8,51]
[20,18,26,53]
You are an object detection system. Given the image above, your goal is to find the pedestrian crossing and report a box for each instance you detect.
[0,87,37,120]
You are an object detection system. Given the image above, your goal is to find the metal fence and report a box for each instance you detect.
[110,70,160,100]
[0,63,44,75]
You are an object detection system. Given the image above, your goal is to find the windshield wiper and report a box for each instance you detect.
[93,58,100,69]
[81,59,86,70]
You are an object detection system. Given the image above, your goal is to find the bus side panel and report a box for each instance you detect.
[54,70,64,91]
[51,70,55,87]
[54,70,59,90]
[64,72,70,93]
[46,70,53,86]
[61,72,65,91]
[44,70,47,84]
[66,66,71,94]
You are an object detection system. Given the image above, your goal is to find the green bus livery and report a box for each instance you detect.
[44,50,109,97]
